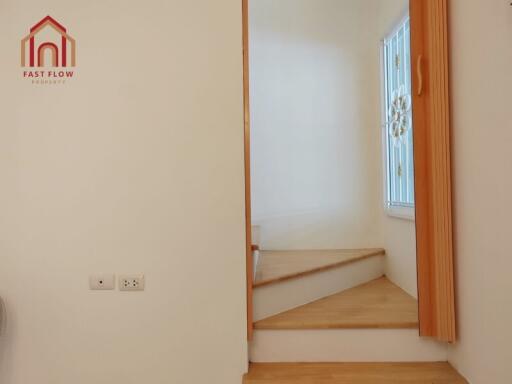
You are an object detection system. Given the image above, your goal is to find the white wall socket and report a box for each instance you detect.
[89,274,115,290]
[119,275,145,291]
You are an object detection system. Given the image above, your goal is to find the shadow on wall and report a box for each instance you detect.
[0,298,6,336]
[0,297,11,382]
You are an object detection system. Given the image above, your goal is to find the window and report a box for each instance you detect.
[381,16,414,220]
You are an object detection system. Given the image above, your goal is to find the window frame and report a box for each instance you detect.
[380,13,415,222]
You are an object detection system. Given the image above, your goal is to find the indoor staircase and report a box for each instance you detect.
[246,248,468,383]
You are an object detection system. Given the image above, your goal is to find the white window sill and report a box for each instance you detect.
[385,206,415,221]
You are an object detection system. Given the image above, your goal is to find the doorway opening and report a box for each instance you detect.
[243,0,455,344]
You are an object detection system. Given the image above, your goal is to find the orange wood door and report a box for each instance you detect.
[410,0,456,342]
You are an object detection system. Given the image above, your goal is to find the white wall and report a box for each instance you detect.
[448,1,512,383]
[0,1,248,383]
[373,0,419,298]
[249,0,385,250]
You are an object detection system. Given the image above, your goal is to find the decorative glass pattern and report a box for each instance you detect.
[383,17,414,208]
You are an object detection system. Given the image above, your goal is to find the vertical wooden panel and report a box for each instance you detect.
[410,0,456,342]
[242,0,254,341]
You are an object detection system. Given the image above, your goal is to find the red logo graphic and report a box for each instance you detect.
[21,15,76,68]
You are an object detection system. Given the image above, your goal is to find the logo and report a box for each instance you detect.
[21,16,76,84]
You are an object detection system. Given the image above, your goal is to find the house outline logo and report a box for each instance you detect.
[21,15,76,68]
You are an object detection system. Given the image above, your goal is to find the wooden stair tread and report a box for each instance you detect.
[254,248,385,287]
[243,363,468,383]
[254,277,418,329]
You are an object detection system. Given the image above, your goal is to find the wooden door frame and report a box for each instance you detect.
[242,0,254,341]
[242,0,456,343]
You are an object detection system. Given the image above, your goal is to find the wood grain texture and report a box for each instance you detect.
[410,0,456,342]
[254,277,418,330]
[242,0,253,341]
[243,363,468,383]
[254,249,385,288]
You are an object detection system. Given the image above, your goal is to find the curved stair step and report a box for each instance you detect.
[253,250,385,321]
[254,248,385,287]
[255,277,418,330]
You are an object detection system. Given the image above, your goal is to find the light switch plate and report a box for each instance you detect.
[89,274,115,290]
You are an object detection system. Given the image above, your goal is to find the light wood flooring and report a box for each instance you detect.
[243,363,468,383]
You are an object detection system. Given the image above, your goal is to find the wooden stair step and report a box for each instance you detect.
[243,363,468,383]
[254,277,418,329]
[254,248,385,288]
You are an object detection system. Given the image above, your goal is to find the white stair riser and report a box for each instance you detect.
[250,329,448,362]
[253,255,384,321]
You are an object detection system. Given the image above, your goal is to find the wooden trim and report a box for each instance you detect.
[410,0,456,342]
[242,0,253,341]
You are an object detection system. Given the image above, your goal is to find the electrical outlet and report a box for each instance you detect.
[119,275,145,291]
[89,274,115,290]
